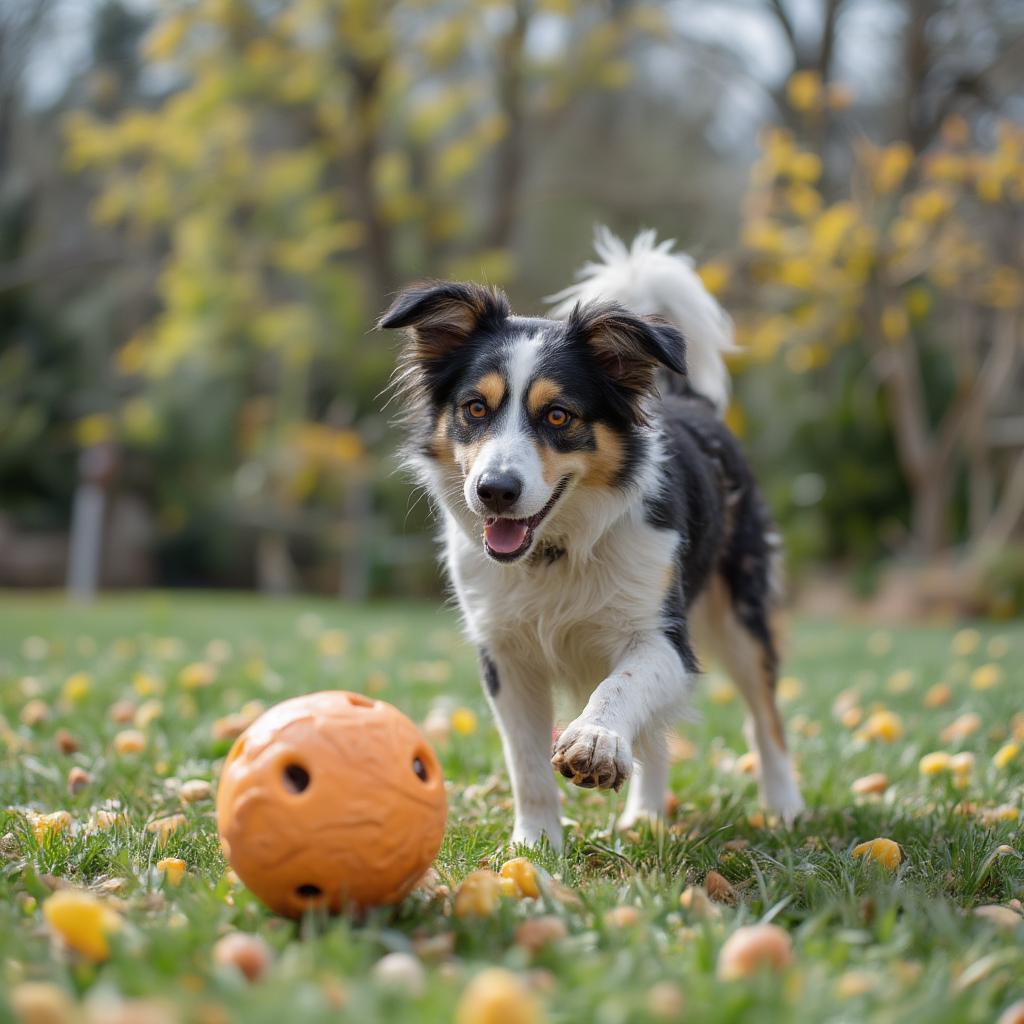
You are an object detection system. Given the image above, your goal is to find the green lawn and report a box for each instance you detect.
[1,593,1023,1024]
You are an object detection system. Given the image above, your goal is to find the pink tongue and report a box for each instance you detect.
[485,519,529,554]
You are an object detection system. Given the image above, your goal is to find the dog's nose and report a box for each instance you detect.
[476,472,523,515]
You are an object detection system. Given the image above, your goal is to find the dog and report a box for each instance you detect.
[379,228,804,849]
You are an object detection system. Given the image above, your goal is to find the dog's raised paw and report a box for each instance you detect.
[551,723,632,791]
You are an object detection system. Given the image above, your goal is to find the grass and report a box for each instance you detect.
[1,591,1023,1024]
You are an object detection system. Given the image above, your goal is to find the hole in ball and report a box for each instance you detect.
[412,756,428,782]
[296,883,322,898]
[282,763,310,793]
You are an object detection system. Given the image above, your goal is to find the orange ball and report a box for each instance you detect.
[216,691,446,918]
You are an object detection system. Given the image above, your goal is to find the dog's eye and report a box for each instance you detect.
[466,400,488,419]
[546,407,571,428]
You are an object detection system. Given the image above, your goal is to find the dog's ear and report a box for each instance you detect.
[568,301,686,417]
[378,281,511,363]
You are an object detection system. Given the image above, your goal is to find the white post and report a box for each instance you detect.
[67,444,116,603]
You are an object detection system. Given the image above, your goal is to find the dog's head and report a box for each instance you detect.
[380,281,686,564]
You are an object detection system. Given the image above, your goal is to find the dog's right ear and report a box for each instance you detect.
[378,281,510,363]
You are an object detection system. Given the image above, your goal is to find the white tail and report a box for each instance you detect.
[547,227,736,415]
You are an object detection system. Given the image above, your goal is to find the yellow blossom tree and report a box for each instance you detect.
[63,0,663,589]
[717,71,1024,563]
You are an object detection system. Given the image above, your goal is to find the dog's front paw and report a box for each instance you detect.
[551,722,632,791]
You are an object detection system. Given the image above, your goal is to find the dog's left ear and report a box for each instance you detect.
[378,281,510,364]
[569,301,686,414]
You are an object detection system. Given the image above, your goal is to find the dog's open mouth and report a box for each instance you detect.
[482,477,570,562]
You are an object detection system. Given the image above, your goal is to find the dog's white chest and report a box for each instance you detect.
[444,511,679,696]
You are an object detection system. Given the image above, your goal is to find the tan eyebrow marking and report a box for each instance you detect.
[527,378,562,417]
[476,372,505,409]
[430,408,453,461]
[581,424,625,487]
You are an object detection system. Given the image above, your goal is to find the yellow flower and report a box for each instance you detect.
[42,889,122,961]
[318,629,348,658]
[776,256,816,289]
[776,677,802,702]
[157,857,187,886]
[499,858,541,899]
[994,743,1019,769]
[179,661,217,689]
[697,259,730,296]
[950,751,975,778]
[146,814,187,845]
[906,187,953,223]
[851,773,889,796]
[941,712,982,744]
[741,219,785,254]
[88,809,126,831]
[20,699,49,727]
[887,669,914,694]
[873,143,913,194]
[881,305,909,343]
[954,626,987,651]
[114,729,146,755]
[62,672,92,704]
[836,970,876,998]
[454,870,503,918]
[74,414,115,448]
[134,699,163,729]
[810,202,855,259]
[451,707,478,736]
[31,810,72,843]
[852,837,902,871]
[919,751,951,777]
[923,682,952,708]
[856,709,904,743]
[970,664,1003,690]
[786,184,822,220]
[132,671,162,696]
[788,151,822,183]
[977,805,1020,827]
[709,680,735,705]
[455,968,544,1024]
[786,70,822,112]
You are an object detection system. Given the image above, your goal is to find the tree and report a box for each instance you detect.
[720,81,1024,562]
[63,0,661,589]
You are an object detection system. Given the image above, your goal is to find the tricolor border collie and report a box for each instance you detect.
[380,229,804,849]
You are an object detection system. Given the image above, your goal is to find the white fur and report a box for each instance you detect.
[547,227,736,415]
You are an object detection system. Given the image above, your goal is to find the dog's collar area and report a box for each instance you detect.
[530,542,567,566]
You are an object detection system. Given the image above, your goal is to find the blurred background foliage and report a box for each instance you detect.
[1,0,1022,611]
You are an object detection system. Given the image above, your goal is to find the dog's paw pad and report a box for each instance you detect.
[551,723,631,792]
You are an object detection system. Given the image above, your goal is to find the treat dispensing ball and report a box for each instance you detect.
[216,690,446,918]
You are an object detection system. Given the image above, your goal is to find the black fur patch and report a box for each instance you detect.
[650,392,779,680]
[480,650,500,697]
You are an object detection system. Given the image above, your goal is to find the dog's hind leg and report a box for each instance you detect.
[617,730,670,831]
[691,576,804,822]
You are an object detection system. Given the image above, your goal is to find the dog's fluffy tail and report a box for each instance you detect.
[547,227,736,415]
